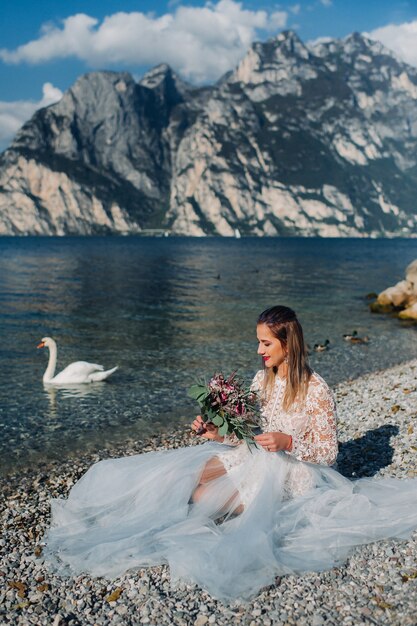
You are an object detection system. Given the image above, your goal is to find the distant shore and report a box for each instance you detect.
[1,359,417,625]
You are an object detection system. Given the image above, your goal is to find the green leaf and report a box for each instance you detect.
[211,415,224,427]
[243,436,256,452]
[218,422,229,436]
[188,385,209,401]
[206,407,218,421]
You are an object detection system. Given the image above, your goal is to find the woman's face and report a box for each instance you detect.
[256,323,287,369]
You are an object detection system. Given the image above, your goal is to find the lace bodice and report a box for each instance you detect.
[251,370,338,466]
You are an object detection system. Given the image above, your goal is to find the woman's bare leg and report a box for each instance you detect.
[192,457,226,503]
[191,457,244,514]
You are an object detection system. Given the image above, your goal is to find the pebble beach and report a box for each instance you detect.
[1,359,417,626]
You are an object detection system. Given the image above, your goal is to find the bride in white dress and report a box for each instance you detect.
[44,306,417,603]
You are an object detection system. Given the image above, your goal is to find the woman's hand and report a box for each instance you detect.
[255,431,292,453]
[191,415,224,442]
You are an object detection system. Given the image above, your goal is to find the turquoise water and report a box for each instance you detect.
[0,237,416,474]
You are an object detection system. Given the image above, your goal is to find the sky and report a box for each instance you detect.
[1,0,417,150]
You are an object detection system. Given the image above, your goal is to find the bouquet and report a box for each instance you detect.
[188,372,259,448]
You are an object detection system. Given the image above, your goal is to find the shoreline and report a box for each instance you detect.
[1,355,416,483]
[1,359,417,625]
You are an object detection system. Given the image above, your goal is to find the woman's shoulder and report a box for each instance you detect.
[307,371,333,396]
[251,369,265,391]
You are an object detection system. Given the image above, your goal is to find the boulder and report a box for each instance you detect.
[405,259,417,287]
[377,279,414,307]
[398,302,417,320]
[372,258,417,319]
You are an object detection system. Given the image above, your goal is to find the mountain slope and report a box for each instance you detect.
[1,31,417,236]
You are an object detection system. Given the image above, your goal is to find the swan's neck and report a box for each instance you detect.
[43,341,57,382]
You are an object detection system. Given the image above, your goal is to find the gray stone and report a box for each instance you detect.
[1,358,417,626]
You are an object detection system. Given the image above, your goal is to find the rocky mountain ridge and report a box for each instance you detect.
[1,30,417,236]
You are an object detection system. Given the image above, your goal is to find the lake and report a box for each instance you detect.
[0,236,416,475]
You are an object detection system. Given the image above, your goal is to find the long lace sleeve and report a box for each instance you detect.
[287,379,338,466]
[250,370,264,394]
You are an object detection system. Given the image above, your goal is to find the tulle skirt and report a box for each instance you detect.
[44,442,417,602]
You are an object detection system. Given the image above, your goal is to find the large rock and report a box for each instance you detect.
[376,259,417,318]
[405,259,417,286]
[2,31,417,235]
[377,279,415,307]
[399,302,417,320]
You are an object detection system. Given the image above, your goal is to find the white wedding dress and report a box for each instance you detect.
[44,371,417,602]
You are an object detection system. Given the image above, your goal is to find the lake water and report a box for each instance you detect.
[0,237,416,475]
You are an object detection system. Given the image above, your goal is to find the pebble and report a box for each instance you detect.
[0,359,417,625]
[115,605,128,616]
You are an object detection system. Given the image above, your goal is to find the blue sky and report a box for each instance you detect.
[1,0,417,149]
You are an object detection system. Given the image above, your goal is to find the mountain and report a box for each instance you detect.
[1,31,417,236]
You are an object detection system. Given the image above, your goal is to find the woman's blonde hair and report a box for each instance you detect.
[257,305,312,411]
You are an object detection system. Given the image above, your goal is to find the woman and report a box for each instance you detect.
[191,306,338,509]
[44,306,417,603]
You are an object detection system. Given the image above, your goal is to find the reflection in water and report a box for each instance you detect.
[43,384,58,417]
[43,382,107,418]
[0,237,416,474]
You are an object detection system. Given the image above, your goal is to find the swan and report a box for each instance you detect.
[37,337,118,384]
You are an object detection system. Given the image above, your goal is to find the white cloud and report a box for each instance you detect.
[366,20,417,67]
[0,83,62,152]
[0,1,288,83]
[320,0,333,6]
[289,4,301,15]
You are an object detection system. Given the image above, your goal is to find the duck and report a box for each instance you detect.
[343,331,370,344]
[349,335,370,345]
[313,340,330,352]
[37,337,118,384]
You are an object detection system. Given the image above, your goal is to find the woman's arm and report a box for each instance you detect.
[255,380,338,464]
[287,382,338,465]
[254,431,293,452]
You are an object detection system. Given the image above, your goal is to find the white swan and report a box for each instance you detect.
[37,337,118,384]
